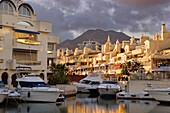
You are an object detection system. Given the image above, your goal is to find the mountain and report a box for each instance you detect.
[56,29,131,50]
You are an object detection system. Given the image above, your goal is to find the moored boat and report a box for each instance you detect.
[85,80,102,94]
[0,81,8,103]
[76,72,102,93]
[15,66,65,103]
[98,80,121,96]
[145,88,170,102]
[76,78,91,93]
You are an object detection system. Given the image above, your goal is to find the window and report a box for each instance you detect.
[17,21,33,26]
[19,6,31,16]
[48,43,55,54]
[13,32,40,45]
[0,1,13,13]
[47,58,54,66]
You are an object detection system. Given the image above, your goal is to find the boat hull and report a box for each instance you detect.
[0,94,7,103]
[20,90,60,103]
[98,88,118,95]
[77,86,90,93]
[88,88,99,94]
[147,90,170,102]
[117,91,154,99]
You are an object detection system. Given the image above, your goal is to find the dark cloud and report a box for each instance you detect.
[118,0,170,7]
[24,0,170,41]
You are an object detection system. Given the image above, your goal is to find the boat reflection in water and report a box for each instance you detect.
[0,103,61,113]
[66,94,126,113]
[148,104,170,113]
[0,94,163,113]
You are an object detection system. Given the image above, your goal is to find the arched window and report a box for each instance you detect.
[19,6,31,16]
[40,73,45,80]
[0,1,13,13]
[17,21,33,26]
[11,74,18,87]
[1,72,8,85]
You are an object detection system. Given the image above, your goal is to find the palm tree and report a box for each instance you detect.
[48,63,69,85]
[129,61,141,72]
[121,61,141,76]
[121,63,130,76]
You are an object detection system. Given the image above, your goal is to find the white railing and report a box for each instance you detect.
[16,60,41,65]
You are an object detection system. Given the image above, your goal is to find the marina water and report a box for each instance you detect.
[1,94,167,113]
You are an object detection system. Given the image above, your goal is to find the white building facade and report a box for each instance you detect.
[0,0,59,87]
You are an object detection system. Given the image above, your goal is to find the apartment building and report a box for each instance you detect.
[57,24,170,77]
[0,0,59,86]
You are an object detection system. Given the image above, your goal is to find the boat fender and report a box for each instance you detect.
[131,94,136,97]
[27,91,31,98]
[106,86,109,91]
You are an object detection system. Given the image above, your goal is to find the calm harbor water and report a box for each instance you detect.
[1,94,168,113]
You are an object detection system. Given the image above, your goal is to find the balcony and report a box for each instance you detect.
[131,49,143,55]
[16,39,41,45]
[96,57,102,61]
[16,60,41,65]
[0,36,4,50]
[47,50,57,58]
[13,39,41,50]
[117,53,125,57]
[152,54,170,59]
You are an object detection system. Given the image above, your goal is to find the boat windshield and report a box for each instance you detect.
[19,82,46,87]
[102,81,117,84]
[80,80,91,84]
[89,81,100,85]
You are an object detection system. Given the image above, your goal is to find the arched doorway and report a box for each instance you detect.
[40,73,44,80]
[11,74,18,87]
[1,72,8,85]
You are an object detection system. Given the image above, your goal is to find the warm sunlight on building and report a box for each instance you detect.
[57,24,170,79]
[67,100,127,113]
[0,0,59,86]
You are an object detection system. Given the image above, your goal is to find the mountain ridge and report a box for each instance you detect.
[56,29,131,50]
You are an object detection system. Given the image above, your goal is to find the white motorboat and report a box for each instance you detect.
[98,80,121,96]
[15,66,64,103]
[0,81,21,104]
[145,88,170,102]
[76,72,102,93]
[0,81,9,103]
[84,72,103,94]
[85,80,102,94]
[76,78,91,93]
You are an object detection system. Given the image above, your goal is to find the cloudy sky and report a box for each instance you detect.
[23,0,170,42]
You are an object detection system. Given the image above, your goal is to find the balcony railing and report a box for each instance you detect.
[16,39,41,45]
[13,39,41,50]
[16,60,41,65]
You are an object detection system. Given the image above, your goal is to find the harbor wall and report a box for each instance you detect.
[53,84,77,96]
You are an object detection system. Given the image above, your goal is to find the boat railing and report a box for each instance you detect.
[15,66,33,78]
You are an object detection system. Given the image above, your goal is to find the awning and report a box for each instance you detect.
[114,64,121,68]
[13,28,40,34]
[13,49,37,53]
